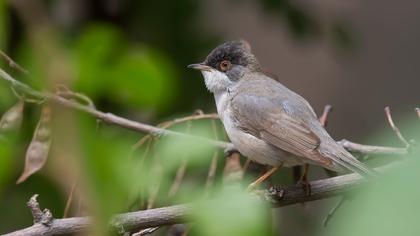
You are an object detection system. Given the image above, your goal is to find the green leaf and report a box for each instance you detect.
[192,189,271,236]
[0,138,13,192]
[109,47,178,111]
[74,24,178,113]
[325,118,420,236]
[0,0,8,49]
[74,24,126,97]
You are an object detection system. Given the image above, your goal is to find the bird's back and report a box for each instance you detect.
[231,72,375,176]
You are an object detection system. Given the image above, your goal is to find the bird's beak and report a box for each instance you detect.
[187,63,212,71]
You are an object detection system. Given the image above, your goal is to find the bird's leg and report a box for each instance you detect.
[247,164,282,191]
[298,164,311,196]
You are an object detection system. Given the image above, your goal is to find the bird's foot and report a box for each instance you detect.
[263,186,285,203]
[298,178,311,196]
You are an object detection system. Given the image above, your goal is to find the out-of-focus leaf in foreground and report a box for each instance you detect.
[324,119,420,236]
[78,116,143,234]
[192,189,271,236]
[0,101,24,134]
[0,101,22,193]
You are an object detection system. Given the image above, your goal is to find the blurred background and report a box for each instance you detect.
[0,0,419,235]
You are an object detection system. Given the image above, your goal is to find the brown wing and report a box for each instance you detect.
[230,91,333,167]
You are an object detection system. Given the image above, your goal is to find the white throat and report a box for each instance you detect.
[201,69,233,94]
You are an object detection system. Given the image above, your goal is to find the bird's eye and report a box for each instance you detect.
[220,60,231,72]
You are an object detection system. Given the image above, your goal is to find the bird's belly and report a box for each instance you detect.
[221,112,302,167]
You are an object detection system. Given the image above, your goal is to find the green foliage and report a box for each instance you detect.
[192,189,271,236]
[325,158,420,236]
[77,116,141,228]
[0,0,7,49]
[0,89,14,111]
[0,138,13,192]
[74,24,178,113]
[0,0,12,109]
[324,119,420,236]
[155,123,215,170]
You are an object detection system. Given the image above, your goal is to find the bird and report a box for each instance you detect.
[188,40,375,191]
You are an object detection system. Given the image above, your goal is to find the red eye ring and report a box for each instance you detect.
[220,60,231,71]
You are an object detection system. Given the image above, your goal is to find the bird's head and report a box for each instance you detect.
[188,40,260,93]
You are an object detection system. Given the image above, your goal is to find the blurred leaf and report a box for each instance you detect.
[0,86,14,110]
[109,47,178,111]
[0,0,7,49]
[0,138,13,191]
[74,24,178,113]
[325,159,420,236]
[156,123,214,171]
[0,101,24,134]
[75,24,125,97]
[78,117,144,233]
[17,105,52,184]
[192,189,271,236]
[325,119,420,236]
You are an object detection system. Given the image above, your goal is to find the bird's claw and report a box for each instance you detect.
[267,186,285,202]
[298,179,312,196]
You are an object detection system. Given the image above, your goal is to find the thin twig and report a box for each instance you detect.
[319,105,333,127]
[131,112,219,152]
[55,84,95,109]
[384,106,410,148]
[337,139,408,155]
[133,226,160,236]
[0,50,30,75]
[204,120,220,195]
[63,180,77,218]
[242,158,252,173]
[168,159,189,198]
[322,197,347,227]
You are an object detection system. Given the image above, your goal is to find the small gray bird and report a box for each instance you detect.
[188,40,374,188]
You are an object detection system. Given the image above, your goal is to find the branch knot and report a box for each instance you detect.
[27,194,54,226]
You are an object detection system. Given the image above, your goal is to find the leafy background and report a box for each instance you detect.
[0,0,419,235]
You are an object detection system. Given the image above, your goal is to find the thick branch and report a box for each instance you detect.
[5,169,383,236]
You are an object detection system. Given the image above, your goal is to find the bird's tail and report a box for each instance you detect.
[333,150,377,178]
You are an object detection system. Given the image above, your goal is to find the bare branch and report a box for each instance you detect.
[63,180,77,218]
[6,166,393,236]
[322,197,347,227]
[0,50,30,75]
[337,139,407,155]
[319,104,333,127]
